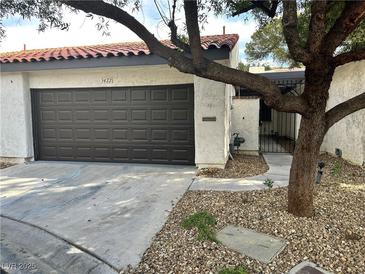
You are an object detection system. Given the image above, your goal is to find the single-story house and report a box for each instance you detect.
[1,34,364,167]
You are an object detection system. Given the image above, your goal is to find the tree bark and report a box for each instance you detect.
[288,111,326,217]
[287,64,332,217]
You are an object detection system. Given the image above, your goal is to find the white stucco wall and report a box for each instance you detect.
[193,43,239,168]
[0,72,33,161]
[321,60,365,165]
[29,65,194,89]
[229,44,240,69]
[194,76,228,168]
[231,98,259,153]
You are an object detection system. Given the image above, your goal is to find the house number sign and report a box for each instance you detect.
[101,77,113,84]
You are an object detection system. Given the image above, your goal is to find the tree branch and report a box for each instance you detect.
[306,1,327,53]
[325,92,365,131]
[333,48,365,67]
[166,0,191,53]
[231,0,278,18]
[323,1,365,55]
[63,0,308,114]
[282,0,311,64]
[183,0,205,69]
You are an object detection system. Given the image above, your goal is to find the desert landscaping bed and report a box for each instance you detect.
[0,162,15,169]
[197,153,269,178]
[127,154,364,274]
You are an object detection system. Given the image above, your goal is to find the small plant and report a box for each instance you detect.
[331,162,343,177]
[218,266,248,274]
[181,211,218,242]
[263,178,274,189]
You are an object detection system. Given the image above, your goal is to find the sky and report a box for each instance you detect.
[0,1,259,63]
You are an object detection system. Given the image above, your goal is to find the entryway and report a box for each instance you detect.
[259,79,303,154]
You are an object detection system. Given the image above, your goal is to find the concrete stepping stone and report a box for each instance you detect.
[288,261,333,274]
[217,225,287,263]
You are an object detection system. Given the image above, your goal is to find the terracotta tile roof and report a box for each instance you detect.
[0,34,238,64]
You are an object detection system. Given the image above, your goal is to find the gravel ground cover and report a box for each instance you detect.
[126,154,364,274]
[197,154,269,178]
[0,162,15,169]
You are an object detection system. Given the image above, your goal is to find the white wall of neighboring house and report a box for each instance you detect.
[231,98,260,154]
[321,60,365,165]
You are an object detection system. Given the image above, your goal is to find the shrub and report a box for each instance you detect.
[263,178,274,189]
[331,162,343,177]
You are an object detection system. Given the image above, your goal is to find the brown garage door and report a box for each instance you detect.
[31,84,194,164]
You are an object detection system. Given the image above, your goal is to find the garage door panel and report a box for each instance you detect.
[75,129,92,141]
[32,85,194,164]
[42,128,57,140]
[59,146,74,159]
[112,148,129,161]
[93,110,110,122]
[75,147,93,159]
[131,129,149,141]
[151,89,168,102]
[40,93,55,104]
[111,89,128,103]
[75,110,91,121]
[58,110,73,121]
[57,92,73,103]
[112,129,129,141]
[94,147,111,160]
[40,146,57,159]
[131,110,148,121]
[94,128,110,141]
[111,110,128,121]
[131,148,150,161]
[59,128,73,141]
[131,89,148,101]
[74,91,91,103]
[151,129,168,142]
[151,149,169,162]
[92,91,109,103]
[41,110,57,122]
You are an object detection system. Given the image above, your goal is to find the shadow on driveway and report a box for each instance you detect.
[0,161,195,273]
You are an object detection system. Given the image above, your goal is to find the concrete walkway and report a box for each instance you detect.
[190,153,292,191]
[0,162,195,273]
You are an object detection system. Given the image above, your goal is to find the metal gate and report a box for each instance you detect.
[259,79,304,153]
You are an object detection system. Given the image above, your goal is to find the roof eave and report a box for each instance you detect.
[0,47,230,73]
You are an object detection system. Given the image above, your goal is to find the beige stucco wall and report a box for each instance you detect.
[0,72,33,160]
[231,98,259,154]
[321,60,365,165]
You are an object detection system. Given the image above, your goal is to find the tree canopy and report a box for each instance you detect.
[243,2,365,67]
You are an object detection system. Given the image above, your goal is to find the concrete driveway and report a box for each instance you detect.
[0,162,195,273]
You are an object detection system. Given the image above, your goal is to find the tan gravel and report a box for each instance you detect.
[0,162,15,169]
[197,153,269,178]
[126,154,364,274]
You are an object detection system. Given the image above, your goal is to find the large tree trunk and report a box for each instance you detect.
[288,111,326,217]
[287,60,335,217]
